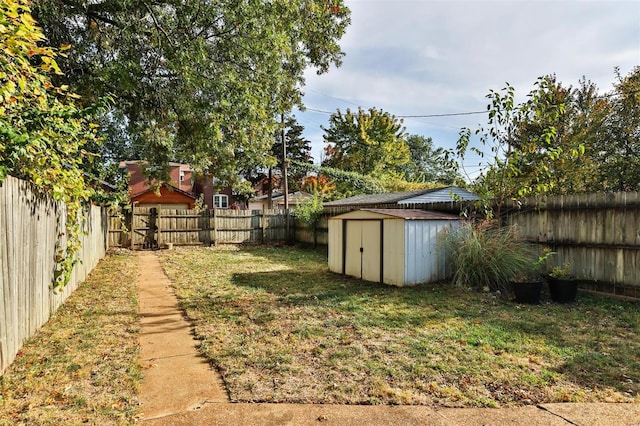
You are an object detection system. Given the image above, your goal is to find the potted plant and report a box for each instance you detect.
[509,251,553,304]
[547,262,578,303]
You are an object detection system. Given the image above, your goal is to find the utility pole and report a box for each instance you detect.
[281,113,289,209]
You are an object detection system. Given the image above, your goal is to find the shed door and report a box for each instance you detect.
[344,220,382,283]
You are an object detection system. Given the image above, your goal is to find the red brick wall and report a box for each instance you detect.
[122,161,193,196]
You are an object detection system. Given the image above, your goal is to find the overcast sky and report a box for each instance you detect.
[294,0,640,179]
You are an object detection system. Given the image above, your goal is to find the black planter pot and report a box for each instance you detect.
[511,280,543,304]
[547,276,578,303]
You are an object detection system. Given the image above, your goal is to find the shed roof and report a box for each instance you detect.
[324,186,477,207]
[364,209,460,220]
[332,209,460,221]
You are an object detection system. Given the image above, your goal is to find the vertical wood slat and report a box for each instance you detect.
[0,176,108,373]
[508,192,640,290]
[123,207,295,246]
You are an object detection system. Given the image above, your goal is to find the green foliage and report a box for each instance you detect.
[596,66,640,191]
[322,107,410,177]
[34,0,351,183]
[292,160,384,197]
[294,191,323,226]
[400,134,460,184]
[0,0,103,288]
[549,262,573,279]
[274,115,313,191]
[293,191,323,246]
[439,223,535,293]
[456,77,569,217]
[458,70,640,210]
[292,160,436,200]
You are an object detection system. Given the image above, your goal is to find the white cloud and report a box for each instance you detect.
[298,0,640,164]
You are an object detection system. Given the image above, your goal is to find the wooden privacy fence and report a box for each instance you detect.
[507,192,640,298]
[0,176,108,373]
[109,207,294,248]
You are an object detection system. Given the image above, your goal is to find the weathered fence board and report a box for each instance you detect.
[507,192,640,296]
[0,176,108,373]
[110,207,295,247]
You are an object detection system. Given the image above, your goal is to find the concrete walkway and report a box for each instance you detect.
[137,251,228,421]
[136,251,640,425]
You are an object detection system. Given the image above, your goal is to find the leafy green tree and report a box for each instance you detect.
[597,66,640,191]
[507,76,581,194]
[1,0,102,287]
[322,107,410,177]
[400,134,460,184]
[272,115,313,191]
[500,70,640,195]
[457,77,567,218]
[293,191,324,247]
[33,0,350,182]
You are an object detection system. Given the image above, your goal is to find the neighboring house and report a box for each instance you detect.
[130,182,197,209]
[248,191,313,210]
[324,186,479,208]
[121,160,194,196]
[120,160,241,209]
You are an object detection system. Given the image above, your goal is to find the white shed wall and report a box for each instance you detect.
[327,218,343,274]
[382,219,405,286]
[404,219,460,285]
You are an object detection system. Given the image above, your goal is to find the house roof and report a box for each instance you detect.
[119,160,192,170]
[324,186,478,207]
[130,182,196,200]
[363,209,460,220]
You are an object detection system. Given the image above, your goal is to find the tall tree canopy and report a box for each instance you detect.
[241,115,313,193]
[33,0,350,181]
[597,66,640,191]
[400,134,460,184]
[458,68,640,218]
[1,0,103,286]
[273,115,313,191]
[322,107,410,177]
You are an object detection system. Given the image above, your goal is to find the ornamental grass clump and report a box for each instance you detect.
[440,222,535,293]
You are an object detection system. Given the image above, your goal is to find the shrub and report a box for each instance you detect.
[440,223,535,292]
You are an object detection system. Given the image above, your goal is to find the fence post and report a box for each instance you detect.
[155,204,162,249]
[131,205,138,249]
[261,207,267,244]
[212,208,217,246]
[286,208,292,245]
[203,209,211,246]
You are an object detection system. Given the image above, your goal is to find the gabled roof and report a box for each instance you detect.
[130,182,196,200]
[324,186,478,207]
[398,186,479,204]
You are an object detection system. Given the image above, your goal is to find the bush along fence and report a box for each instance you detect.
[506,192,640,299]
[0,176,108,373]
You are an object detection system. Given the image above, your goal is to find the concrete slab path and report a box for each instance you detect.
[136,251,639,425]
[137,251,228,422]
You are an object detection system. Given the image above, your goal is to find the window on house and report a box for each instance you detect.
[179,170,185,182]
[214,194,228,209]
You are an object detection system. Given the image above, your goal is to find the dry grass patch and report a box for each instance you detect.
[159,245,640,407]
[0,250,140,425]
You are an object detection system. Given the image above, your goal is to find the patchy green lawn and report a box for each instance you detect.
[159,245,640,408]
[0,250,140,426]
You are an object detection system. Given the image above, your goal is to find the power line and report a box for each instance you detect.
[304,107,488,118]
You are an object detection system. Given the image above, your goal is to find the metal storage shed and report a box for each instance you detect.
[328,209,461,287]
